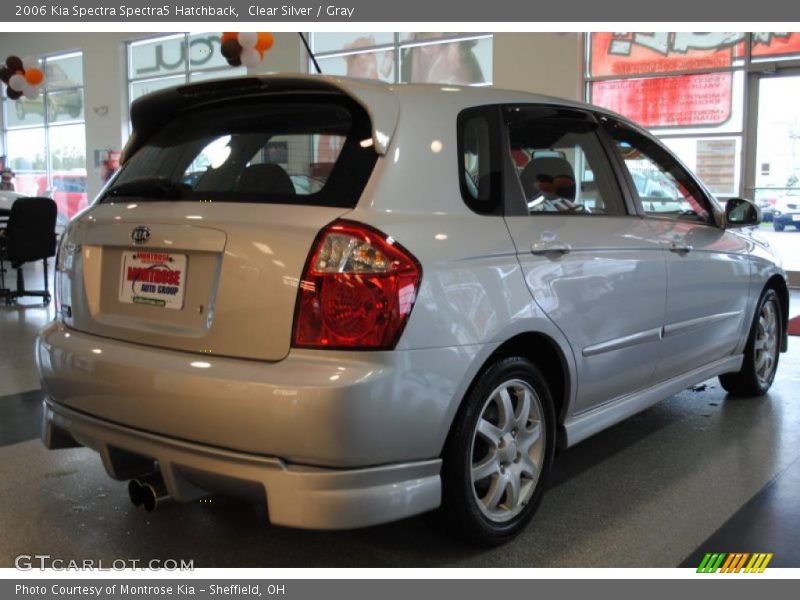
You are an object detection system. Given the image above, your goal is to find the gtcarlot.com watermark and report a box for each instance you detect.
[15,554,194,571]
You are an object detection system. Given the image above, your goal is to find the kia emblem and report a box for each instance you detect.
[131,226,151,245]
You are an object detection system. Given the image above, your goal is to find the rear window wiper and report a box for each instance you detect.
[105,177,190,200]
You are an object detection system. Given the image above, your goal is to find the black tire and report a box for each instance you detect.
[773,222,785,232]
[440,356,556,546]
[719,288,782,397]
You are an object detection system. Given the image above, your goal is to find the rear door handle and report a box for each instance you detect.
[531,241,572,255]
[669,241,693,253]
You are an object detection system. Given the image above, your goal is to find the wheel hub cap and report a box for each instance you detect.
[499,434,518,465]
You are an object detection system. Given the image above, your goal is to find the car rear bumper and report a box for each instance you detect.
[43,398,441,529]
[36,321,484,467]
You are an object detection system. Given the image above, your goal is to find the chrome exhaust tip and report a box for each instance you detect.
[127,478,145,508]
[128,473,170,512]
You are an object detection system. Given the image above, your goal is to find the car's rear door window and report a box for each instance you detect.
[505,106,627,216]
[102,96,377,208]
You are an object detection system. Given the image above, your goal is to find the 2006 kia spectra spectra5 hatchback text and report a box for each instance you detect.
[37,75,789,546]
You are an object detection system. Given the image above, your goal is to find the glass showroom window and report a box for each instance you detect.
[585,33,752,198]
[1,51,87,222]
[127,33,246,103]
[310,33,493,86]
[585,32,800,199]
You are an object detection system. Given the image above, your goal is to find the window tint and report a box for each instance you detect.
[102,96,377,208]
[507,112,626,216]
[606,124,712,221]
[458,107,501,214]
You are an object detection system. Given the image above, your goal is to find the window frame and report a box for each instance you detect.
[125,33,244,136]
[1,50,86,206]
[309,32,494,86]
[501,103,634,219]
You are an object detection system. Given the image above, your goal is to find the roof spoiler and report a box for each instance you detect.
[121,74,400,164]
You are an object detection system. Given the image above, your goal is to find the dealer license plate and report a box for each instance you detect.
[118,250,187,310]
[792,214,800,221]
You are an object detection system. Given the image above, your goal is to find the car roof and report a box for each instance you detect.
[304,74,640,151]
[124,73,639,161]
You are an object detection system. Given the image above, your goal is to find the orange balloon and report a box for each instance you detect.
[220,32,238,43]
[25,68,44,85]
[255,32,275,53]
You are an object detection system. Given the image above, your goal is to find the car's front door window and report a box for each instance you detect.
[605,123,714,223]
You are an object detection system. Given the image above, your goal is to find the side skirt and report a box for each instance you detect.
[562,355,744,448]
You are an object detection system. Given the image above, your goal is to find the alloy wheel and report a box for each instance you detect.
[754,298,779,387]
[469,379,546,523]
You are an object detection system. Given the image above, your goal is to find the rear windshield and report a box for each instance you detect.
[101,95,377,208]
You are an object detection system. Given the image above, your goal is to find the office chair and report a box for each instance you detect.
[0,197,57,306]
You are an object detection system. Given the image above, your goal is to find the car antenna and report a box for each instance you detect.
[299,33,322,74]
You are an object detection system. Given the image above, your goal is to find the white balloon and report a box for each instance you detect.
[240,48,261,68]
[238,32,258,49]
[21,55,39,71]
[23,85,39,100]
[8,73,26,92]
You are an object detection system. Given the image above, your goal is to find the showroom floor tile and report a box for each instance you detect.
[0,280,798,567]
[681,452,800,568]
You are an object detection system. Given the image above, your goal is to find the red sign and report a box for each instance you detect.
[590,33,744,78]
[589,32,800,129]
[751,32,800,58]
[591,32,800,78]
[591,73,733,128]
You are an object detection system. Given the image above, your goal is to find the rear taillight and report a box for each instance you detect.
[292,220,421,350]
[54,226,76,319]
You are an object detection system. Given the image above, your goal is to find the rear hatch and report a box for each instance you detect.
[57,81,380,361]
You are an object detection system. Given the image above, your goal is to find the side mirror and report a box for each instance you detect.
[725,197,761,228]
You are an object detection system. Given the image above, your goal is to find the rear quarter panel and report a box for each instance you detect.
[345,94,580,430]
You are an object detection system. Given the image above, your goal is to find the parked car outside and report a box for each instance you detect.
[757,194,778,222]
[37,76,789,546]
[772,189,800,231]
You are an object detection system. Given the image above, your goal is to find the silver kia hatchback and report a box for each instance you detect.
[37,75,788,545]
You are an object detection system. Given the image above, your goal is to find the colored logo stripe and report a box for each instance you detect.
[719,553,750,573]
[697,552,773,573]
[745,553,773,573]
[697,553,726,573]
